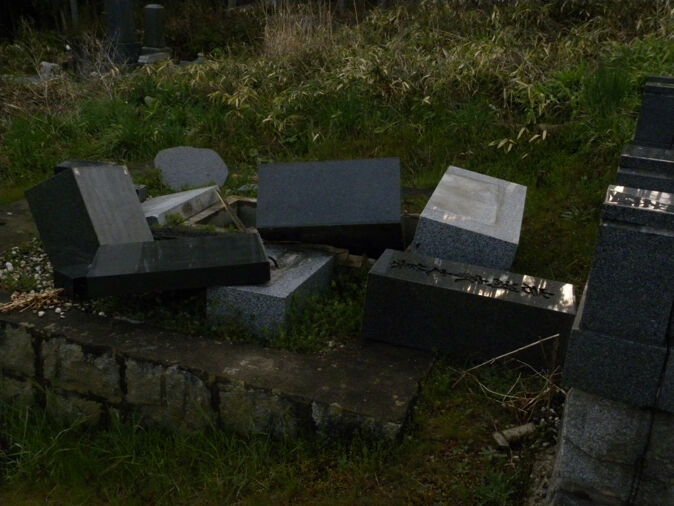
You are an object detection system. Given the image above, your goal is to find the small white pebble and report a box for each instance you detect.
[5,262,13,272]
[98,311,106,317]
[37,311,45,317]
[55,307,61,314]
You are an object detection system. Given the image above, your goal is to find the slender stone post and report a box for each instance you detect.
[104,0,140,63]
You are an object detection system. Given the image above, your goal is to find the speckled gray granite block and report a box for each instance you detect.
[410,165,526,270]
[361,249,576,367]
[617,144,674,193]
[256,158,402,256]
[207,246,335,336]
[142,185,220,225]
[580,186,674,346]
[633,77,674,150]
[154,146,229,190]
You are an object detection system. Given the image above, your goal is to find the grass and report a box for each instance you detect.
[0,359,558,505]
[0,0,673,503]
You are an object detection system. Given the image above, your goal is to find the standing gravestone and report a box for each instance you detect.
[549,185,674,505]
[617,144,674,193]
[361,249,576,367]
[256,158,402,257]
[142,4,169,54]
[105,0,140,63]
[208,245,335,336]
[411,165,526,270]
[154,147,229,191]
[633,76,674,150]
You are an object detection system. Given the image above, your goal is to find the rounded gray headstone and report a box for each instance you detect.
[154,146,229,191]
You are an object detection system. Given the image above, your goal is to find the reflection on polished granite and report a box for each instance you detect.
[54,233,270,298]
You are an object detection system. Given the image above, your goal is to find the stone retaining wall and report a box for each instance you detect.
[0,309,431,439]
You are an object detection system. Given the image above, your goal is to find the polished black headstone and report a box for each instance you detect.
[617,144,674,193]
[54,233,270,298]
[633,76,674,149]
[25,166,153,270]
[361,249,576,367]
[143,4,168,53]
[105,0,140,63]
[257,158,402,257]
[580,186,674,346]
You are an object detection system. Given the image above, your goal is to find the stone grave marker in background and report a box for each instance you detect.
[410,166,526,270]
[104,0,140,64]
[617,144,674,193]
[208,245,335,336]
[154,146,229,191]
[142,185,220,225]
[256,158,402,257]
[549,184,674,504]
[361,249,576,367]
[142,4,170,55]
[633,76,674,150]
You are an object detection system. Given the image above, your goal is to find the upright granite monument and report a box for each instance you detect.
[549,185,674,504]
[105,0,140,63]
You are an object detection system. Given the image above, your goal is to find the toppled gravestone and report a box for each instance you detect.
[25,164,269,298]
[141,185,220,225]
[361,249,576,368]
[256,158,402,257]
[208,245,335,336]
[411,165,526,270]
[154,146,229,191]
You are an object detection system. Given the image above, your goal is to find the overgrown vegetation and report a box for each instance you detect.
[1,0,673,503]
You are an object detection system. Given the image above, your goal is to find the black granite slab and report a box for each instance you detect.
[617,144,674,193]
[562,325,666,409]
[25,166,153,269]
[54,233,270,298]
[361,249,576,367]
[580,186,674,345]
[256,159,402,257]
[633,76,674,149]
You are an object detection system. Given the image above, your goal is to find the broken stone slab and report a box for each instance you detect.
[633,76,674,150]
[580,185,674,346]
[0,304,434,439]
[26,165,154,269]
[256,158,402,257]
[142,185,220,225]
[617,144,674,193]
[154,146,229,191]
[411,165,526,270]
[138,51,170,64]
[361,249,576,368]
[207,245,335,336]
[54,233,271,298]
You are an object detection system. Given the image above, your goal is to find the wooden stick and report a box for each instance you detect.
[464,333,560,373]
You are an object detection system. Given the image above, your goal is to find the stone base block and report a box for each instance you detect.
[208,246,335,336]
